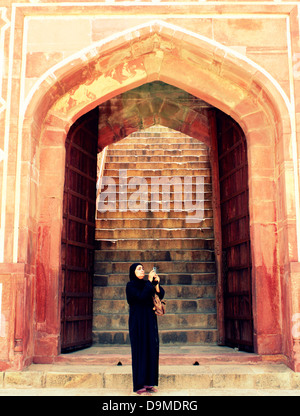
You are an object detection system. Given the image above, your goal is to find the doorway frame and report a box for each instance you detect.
[20,21,299,369]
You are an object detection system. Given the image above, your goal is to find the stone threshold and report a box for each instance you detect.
[1,363,300,391]
[34,345,288,367]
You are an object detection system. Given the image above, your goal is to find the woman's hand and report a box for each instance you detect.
[149,270,160,292]
[148,270,156,282]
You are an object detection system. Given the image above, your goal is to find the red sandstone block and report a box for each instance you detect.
[39,147,65,173]
[92,18,148,43]
[39,173,64,199]
[26,52,63,78]
[233,99,258,120]
[0,276,13,361]
[250,177,276,202]
[42,129,66,146]
[252,200,276,223]
[242,110,271,132]
[44,113,71,131]
[295,81,300,113]
[17,228,29,264]
[248,144,275,172]
[34,334,59,358]
[213,18,287,48]
[166,18,213,40]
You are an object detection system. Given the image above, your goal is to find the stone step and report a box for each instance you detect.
[93,285,216,300]
[112,136,206,144]
[108,148,208,156]
[94,126,216,348]
[95,238,214,251]
[94,249,215,262]
[95,228,214,240]
[96,204,211,217]
[109,148,207,155]
[92,328,218,345]
[96,198,212,213]
[93,298,216,314]
[97,188,213,198]
[93,273,216,287]
[96,207,213,220]
[95,218,214,230]
[106,155,209,162]
[3,363,298,391]
[94,261,216,274]
[98,175,212,186]
[104,168,211,177]
[93,312,217,330]
[105,161,211,170]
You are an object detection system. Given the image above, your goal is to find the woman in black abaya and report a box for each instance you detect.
[126,263,165,395]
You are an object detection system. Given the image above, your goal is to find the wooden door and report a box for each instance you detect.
[216,111,253,352]
[61,107,98,352]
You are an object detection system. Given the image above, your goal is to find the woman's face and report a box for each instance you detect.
[135,264,145,280]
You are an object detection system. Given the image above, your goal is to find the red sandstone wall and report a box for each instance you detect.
[0,0,299,370]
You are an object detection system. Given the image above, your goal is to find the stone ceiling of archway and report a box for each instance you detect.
[97,81,212,151]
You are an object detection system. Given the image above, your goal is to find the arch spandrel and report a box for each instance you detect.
[23,20,291,145]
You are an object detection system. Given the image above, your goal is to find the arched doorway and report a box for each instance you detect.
[60,82,253,353]
[22,21,296,365]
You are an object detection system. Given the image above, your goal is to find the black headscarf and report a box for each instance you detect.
[129,263,145,286]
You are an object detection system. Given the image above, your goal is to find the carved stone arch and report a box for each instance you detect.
[21,20,297,365]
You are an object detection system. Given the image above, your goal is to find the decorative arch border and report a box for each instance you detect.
[21,20,299,370]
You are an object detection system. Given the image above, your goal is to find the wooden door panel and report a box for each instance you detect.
[61,107,98,352]
[216,111,253,352]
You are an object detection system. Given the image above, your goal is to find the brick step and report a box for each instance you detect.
[93,298,216,314]
[93,285,216,300]
[106,155,209,162]
[94,249,214,262]
[95,228,214,239]
[92,328,218,345]
[104,168,211,177]
[95,238,214,251]
[93,273,216,287]
[96,207,213,220]
[93,313,217,330]
[95,218,213,230]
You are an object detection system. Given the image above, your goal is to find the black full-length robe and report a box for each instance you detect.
[126,274,165,392]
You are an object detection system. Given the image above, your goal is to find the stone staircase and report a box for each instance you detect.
[93,126,217,346]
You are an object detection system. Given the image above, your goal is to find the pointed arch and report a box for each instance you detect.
[19,20,298,365]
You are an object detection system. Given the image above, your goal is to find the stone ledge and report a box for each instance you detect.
[1,364,299,390]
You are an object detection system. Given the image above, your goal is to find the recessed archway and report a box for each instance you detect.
[60,81,253,353]
[21,21,297,368]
